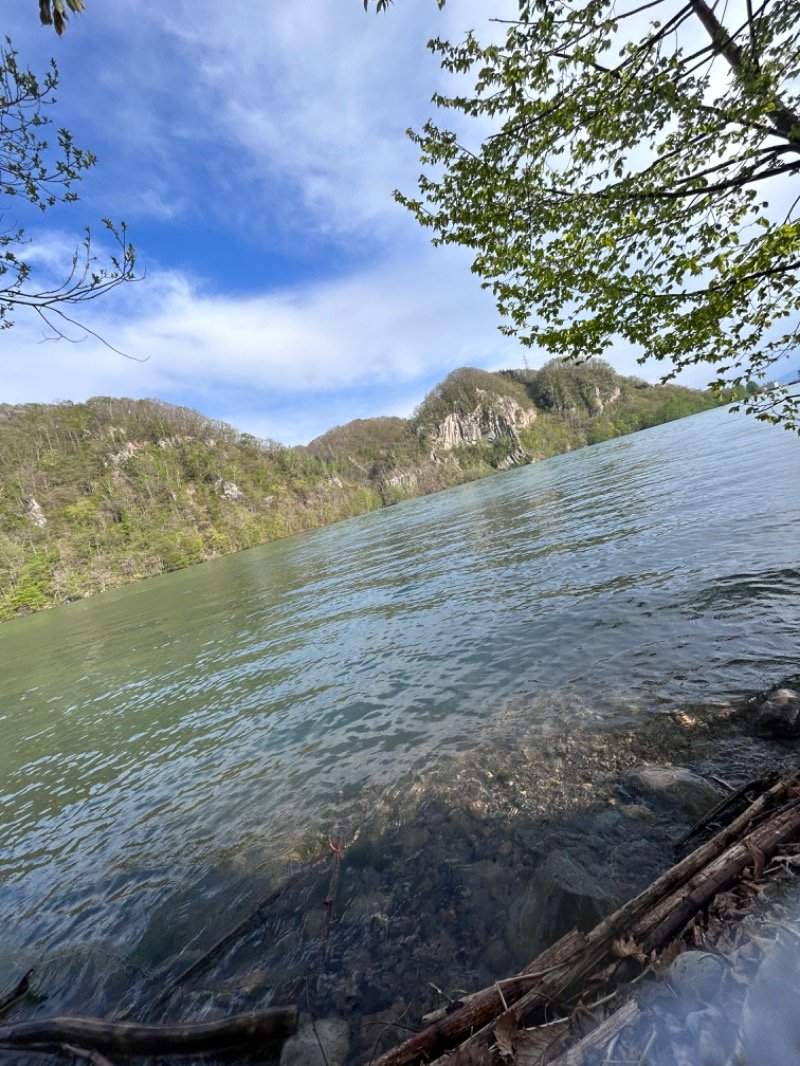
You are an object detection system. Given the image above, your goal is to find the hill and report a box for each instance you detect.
[0,361,723,620]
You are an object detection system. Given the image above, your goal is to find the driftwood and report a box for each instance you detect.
[0,1006,298,1056]
[369,769,800,1066]
[673,770,778,849]
[547,1000,641,1066]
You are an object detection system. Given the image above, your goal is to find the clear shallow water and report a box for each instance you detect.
[0,406,798,1018]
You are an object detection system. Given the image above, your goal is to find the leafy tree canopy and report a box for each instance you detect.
[372,0,800,429]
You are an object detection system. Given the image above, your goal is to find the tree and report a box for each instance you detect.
[1,38,136,346]
[375,0,800,430]
[38,1,85,36]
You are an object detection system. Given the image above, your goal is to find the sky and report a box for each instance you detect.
[2,0,732,445]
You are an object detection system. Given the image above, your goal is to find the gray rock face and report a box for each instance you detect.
[280,1015,350,1066]
[25,496,47,527]
[621,766,722,820]
[219,480,244,502]
[753,687,800,737]
[496,447,531,471]
[506,849,614,961]
[430,393,536,453]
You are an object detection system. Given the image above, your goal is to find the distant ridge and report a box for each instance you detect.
[0,360,724,620]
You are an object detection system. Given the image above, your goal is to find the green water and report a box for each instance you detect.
[0,406,798,1040]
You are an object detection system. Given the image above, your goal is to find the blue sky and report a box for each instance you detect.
[3,0,719,445]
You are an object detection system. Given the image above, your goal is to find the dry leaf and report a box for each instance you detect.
[651,938,686,975]
[494,1011,518,1060]
[513,1020,570,1066]
[443,1041,495,1066]
[611,936,647,963]
[587,960,620,985]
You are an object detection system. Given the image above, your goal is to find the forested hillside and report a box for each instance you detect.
[0,361,723,620]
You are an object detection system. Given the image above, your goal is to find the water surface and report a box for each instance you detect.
[0,406,798,1027]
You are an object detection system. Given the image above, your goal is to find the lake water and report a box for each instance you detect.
[0,406,798,1047]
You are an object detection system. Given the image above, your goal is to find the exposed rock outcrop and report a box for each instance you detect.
[496,447,531,471]
[25,497,47,527]
[593,384,621,413]
[219,480,244,502]
[107,441,141,465]
[382,471,419,493]
[429,391,536,455]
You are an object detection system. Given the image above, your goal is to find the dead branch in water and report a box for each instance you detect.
[60,1045,115,1066]
[0,1006,298,1057]
[144,853,328,1018]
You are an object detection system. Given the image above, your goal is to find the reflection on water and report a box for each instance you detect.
[0,406,798,1044]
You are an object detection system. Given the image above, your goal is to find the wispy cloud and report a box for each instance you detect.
[1,2,719,447]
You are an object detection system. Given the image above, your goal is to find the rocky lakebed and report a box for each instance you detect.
[4,680,800,1066]
[142,681,800,1064]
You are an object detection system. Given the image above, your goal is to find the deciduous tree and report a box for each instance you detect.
[373,0,800,428]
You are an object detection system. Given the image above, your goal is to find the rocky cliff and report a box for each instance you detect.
[428,390,537,457]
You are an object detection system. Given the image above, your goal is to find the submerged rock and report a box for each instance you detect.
[506,849,614,961]
[620,766,722,820]
[280,1014,350,1066]
[753,687,800,737]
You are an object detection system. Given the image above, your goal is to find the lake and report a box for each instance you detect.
[1,405,798,1053]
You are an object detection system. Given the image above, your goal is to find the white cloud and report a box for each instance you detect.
[70,0,520,238]
[3,228,717,445]
[0,1,726,448]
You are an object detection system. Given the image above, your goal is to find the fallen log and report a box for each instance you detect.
[637,795,800,955]
[369,768,800,1066]
[672,770,778,849]
[0,1006,298,1057]
[367,930,588,1066]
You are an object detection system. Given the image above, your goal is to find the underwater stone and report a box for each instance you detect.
[280,1015,350,1066]
[621,766,722,820]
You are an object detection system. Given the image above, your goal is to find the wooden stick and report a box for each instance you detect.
[366,930,587,1066]
[639,795,800,954]
[547,1000,640,1066]
[0,1006,298,1056]
[321,831,344,947]
[673,771,779,849]
[369,769,799,1066]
